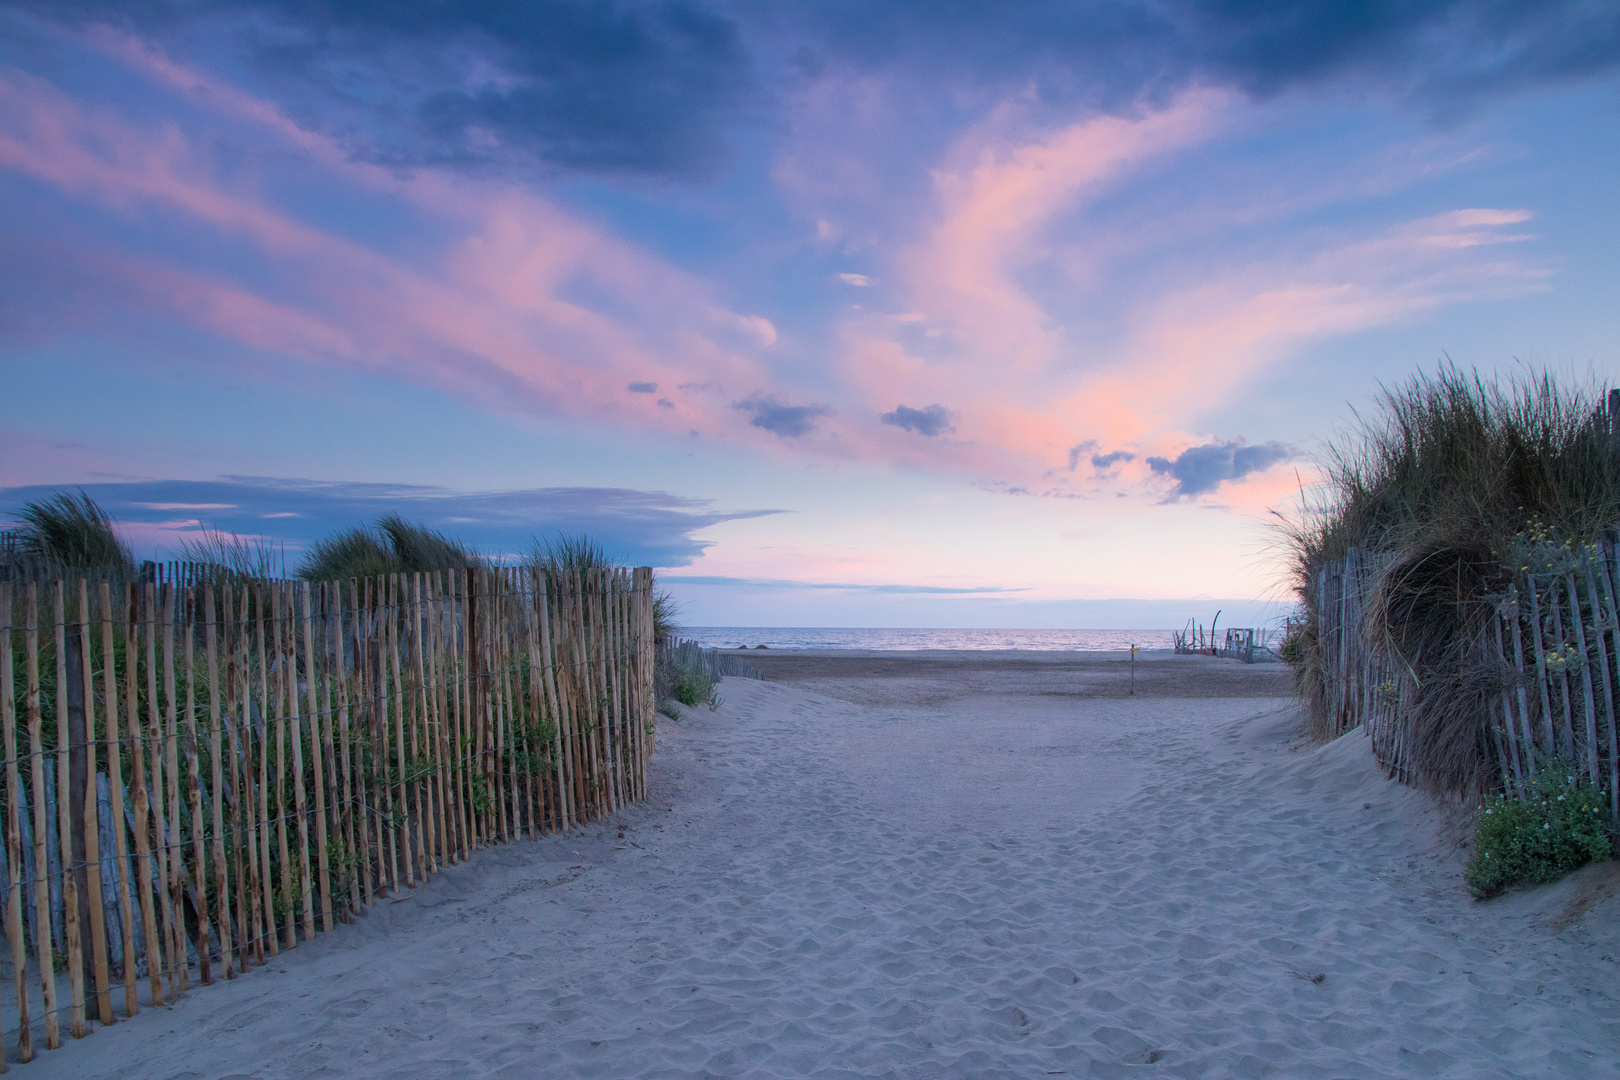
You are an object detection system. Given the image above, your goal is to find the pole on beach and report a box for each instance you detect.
[1130,644,1137,694]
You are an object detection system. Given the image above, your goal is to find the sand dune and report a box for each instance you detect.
[29,654,1620,1079]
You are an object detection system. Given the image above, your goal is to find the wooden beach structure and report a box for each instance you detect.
[0,563,656,1065]
[1172,621,1278,663]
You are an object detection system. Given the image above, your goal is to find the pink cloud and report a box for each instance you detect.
[907,88,1230,369]
[0,37,1564,509]
[820,90,1549,504]
[0,58,785,443]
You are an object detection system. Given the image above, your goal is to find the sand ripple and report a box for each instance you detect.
[31,676,1620,1079]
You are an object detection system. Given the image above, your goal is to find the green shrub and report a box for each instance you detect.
[1465,770,1612,899]
[672,665,716,709]
[1278,625,1305,666]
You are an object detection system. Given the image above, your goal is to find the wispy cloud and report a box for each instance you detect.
[0,58,779,439]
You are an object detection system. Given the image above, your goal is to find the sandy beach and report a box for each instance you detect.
[27,650,1620,1079]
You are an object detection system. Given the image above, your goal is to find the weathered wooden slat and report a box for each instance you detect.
[252,582,275,962]
[387,573,411,888]
[1568,569,1604,790]
[203,583,234,977]
[269,586,296,952]
[107,583,140,1012]
[1546,576,1579,762]
[305,581,333,934]
[1593,543,1620,819]
[26,584,61,1047]
[288,585,314,943]
[1526,579,1559,755]
[535,571,573,831]
[3,582,35,1063]
[160,584,187,992]
[180,586,213,987]
[409,574,439,874]
[53,581,88,1038]
[132,585,167,1004]
[77,578,113,1026]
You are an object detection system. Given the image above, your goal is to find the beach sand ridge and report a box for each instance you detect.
[28,652,1620,1079]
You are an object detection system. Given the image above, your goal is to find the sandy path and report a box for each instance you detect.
[29,656,1620,1079]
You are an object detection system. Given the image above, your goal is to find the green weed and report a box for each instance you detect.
[1465,768,1612,899]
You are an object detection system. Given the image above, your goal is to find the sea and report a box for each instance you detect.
[685,627,1176,651]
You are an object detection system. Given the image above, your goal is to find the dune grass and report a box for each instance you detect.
[531,532,614,574]
[178,526,286,579]
[1286,366,1620,793]
[533,532,678,645]
[298,513,479,580]
[6,489,133,570]
[1290,367,1620,585]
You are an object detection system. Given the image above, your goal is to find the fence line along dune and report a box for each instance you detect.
[1314,540,1620,810]
[0,563,655,1067]
[1290,368,1620,799]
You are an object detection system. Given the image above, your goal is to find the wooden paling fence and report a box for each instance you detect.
[0,564,655,1066]
[657,639,761,684]
[1315,541,1620,812]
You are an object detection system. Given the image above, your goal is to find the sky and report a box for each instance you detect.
[2,1,1618,629]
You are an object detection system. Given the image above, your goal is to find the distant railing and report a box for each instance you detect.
[653,638,760,707]
[662,639,760,681]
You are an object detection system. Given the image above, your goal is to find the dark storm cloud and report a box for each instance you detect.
[880,403,955,437]
[16,0,757,180]
[786,1,1620,115]
[733,394,834,438]
[12,1,1618,181]
[0,477,780,566]
[1146,439,1293,499]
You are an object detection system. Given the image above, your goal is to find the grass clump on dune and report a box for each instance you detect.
[1466,769,1612,899]
[532,533,615,575]
[1293,366,1620,597]
[178,526,285,580]
[533,533,679,646]
[1286,366,1620,794]
[8,490,133,571]
[299,513,479,580]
